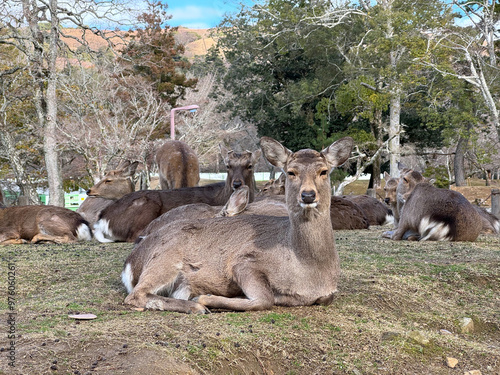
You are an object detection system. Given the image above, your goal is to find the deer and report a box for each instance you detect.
[257,173,369,230]
[391,168,485,241]
[135,185,290,243]
[0,205,92,244]
[156,140,200,190]
[341,194,393,226]
[383,172,400,228]
[77,160,139,227]
[121,136,354,313]
[93,145,261,243]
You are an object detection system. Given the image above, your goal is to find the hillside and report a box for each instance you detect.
[59,26,215,60]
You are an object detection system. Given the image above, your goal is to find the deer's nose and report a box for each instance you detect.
[233,180,243,189]
[301,190,316,204]
[384,198,390,204]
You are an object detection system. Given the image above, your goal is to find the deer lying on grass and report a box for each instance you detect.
[341,194,393,226]
[383,172,400,228]
[156,140,200,190]
[94,146,261,243]
[0,205,92,244]
[121,136,354,313]
[136,186,289,243]
[77,161,139,227]
[258,173,369,230]
[391,168,485,241]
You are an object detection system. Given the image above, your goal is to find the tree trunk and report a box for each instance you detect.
[389,90,401,177]
[42,0,64,206]
[454,134,468,187]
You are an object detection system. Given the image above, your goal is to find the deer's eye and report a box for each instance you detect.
[320,170,328,176]
[247,164,253,170]
[287,171,296,177]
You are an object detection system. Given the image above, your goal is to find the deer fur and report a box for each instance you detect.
[94,146,261,243]
[257,173,369,230]
[392,168,484,241]
[383,171,400,227]
[77,161,139,227]
[0,205,92,244]
[121,136,354,313]
[341,194,393,226]
[156,140,200,190]
[135,186,289,243]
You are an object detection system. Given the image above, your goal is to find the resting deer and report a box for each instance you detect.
[392,168,484,241]
[77,160,139,227]
[94,146,261,243]
[383,171,400,228]
[341,194,393,226]
[136,186,289,243]
[121,136,354,313]
[0,205,92,244]
[156,140,200,190]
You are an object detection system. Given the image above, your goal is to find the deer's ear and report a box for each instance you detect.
[383,171,391,181]
[221,186,249,216]
[260,137,292,169]
[321,137,353,169]
[251,149,262,165]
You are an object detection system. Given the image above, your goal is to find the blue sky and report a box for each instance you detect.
[165,0,253,29]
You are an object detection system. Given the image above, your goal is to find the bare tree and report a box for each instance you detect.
[0,0,135,205]
[58,61,168,185]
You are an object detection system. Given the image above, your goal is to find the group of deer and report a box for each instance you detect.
[2,136,499,314]
[382,163,500,241]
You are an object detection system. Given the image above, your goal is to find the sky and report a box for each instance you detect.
[164,0,253,29]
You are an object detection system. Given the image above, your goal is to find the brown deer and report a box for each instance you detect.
[383,171,400,228]
[341,194,393,226]
[0,205,92,244]
[135,186,289,243]
[257,173,369,230]
[121,136,354,313]
[391,168,484,241]
[156,140,200,190]
[77,161,139,227]
[94,146,261,243]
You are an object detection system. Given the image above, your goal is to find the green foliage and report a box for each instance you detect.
[423,165,449,188]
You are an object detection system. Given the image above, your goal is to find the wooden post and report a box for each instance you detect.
[491,189,500,219]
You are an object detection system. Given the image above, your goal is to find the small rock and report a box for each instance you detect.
[464,371,481,375]
[446,357,458,368]
[440,329,452,335]
[408,331,430,346]
[460,317,474,333]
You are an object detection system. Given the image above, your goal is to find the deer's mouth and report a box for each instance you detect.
[300,202,318,209]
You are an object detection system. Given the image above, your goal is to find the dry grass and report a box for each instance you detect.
[0,227,498,374]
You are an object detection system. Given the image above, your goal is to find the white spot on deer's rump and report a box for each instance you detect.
[419,217,450,241]
[93,219,115,243]
[122,263,134,294]
[76,223,93,241]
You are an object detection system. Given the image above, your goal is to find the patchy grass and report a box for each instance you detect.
[0,229,499,374]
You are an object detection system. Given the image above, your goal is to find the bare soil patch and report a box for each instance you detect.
[1,227,499,375]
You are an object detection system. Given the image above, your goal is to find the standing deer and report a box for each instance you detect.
[391,168,484,241]
[383,171,400,227]
[121,136,354,313]
[156,140,200,190]
[94,146,261,243]
[77,161,139,227]
[0,205,92,244]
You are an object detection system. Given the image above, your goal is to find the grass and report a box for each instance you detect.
[0,228,499,374]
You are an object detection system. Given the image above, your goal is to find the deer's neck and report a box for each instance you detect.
[289,210,336,261]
